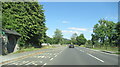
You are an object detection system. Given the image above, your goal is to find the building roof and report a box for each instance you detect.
[1,29,21,36]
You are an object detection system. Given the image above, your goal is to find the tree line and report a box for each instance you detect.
[71,33,87,46]
[44,29,71,45]
[44,29,87,46]
[68,19,120,52]
[69,19,120,51]
[2,2,47,48]
[90,19,120,51]
[47,19,120,52]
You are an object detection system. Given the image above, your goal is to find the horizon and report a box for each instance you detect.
[40,2,118,40]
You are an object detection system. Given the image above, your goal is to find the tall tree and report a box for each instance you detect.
[76,34,87,46]
[71,33,77,44]
[2,2,47,48]
[93,19,117,48]
[115,22,120,51]
[44,36,53,44]
[62,38,71,44]
[53,29,63,44]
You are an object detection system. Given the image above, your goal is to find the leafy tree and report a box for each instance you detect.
[92,19,117,49]
[62,38,71,44]
[2,2,47,48]
[71,33,77,44]
[93,19,116,46]
[115,22,120,52]
[44,36,53,44]
[86,40,93,48]
[53,29,63,44]
[91,34,99,46]
[76,34,87,46]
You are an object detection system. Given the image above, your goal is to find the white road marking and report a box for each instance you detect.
[76,48,84,53]
[34,64,37,65]
[40,61,43,63]
[55,55,57,57]
[43,63,47,65]
[12,63,17,65]
[25,61,32,65]
[87,53,104,63]
[50,58,54,61]
[41,63,47,67]
[85,48,118,56]
[100,51,118,56]
[60,51,62,53]
[41,56,45,58]
[80,50,83,52]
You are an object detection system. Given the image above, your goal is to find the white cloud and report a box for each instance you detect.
[62,21,69,24]
[62,30,81,34]
[68,27,87,31]
[89,30,93,33]
[105,17,108,19]
[105,16,118,20]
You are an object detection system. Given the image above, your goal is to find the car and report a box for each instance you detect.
[69,44,74,48]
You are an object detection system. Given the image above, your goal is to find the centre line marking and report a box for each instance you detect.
[87,53,104,63]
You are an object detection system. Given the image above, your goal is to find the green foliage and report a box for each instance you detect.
[85,40,93,48]
[44,36,53,44]
[115,22,120,51]
[76,34,87,46]
[53,29,63,44]
[44,35,71,45]
[116,22,120,35]
[92,19,118,49]
[62,38,71,44]
[2,2,47,48]
[71,33,78,44]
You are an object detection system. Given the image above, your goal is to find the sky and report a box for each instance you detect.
[39,2,118,40]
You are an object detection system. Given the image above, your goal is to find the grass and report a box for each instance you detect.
[80,45,85,47]
[12,45,57,54]
[80,45,120,54]
[42,45,57,48]
[89,46,120,54]
[113,52,120,54]
[61,44,68,46]
[12,47,40,54]
[91,47,118,52]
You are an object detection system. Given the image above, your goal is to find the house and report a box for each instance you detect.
[0,29,21,55]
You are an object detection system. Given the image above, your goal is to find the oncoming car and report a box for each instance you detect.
[69,44,74,48]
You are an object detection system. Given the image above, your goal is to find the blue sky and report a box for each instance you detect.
[40,2,118,40]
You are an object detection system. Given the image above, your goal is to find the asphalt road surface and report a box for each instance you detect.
[1,46,118,67]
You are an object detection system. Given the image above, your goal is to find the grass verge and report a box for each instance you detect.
[12,45,57,54]
[90,47,120,54]
[12,47,40,54]
[80,45,120,54]
[91,47,118,52]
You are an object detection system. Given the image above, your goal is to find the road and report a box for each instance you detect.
[1,46,119,67]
